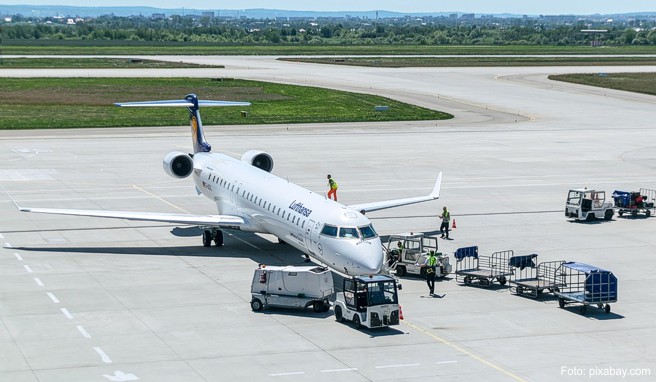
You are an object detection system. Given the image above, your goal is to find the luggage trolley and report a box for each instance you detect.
[553,262,617,314]
[612,188,655,218]
[454,246,513,287]
[508,254,565,299]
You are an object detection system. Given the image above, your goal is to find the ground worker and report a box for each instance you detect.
[327,174,338,201]
[440,206,451,239]
[423,250,438,295]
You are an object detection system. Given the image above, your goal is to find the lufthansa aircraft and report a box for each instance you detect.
[20,94,442,276]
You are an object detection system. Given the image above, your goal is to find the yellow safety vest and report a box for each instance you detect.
[329,178,338,189]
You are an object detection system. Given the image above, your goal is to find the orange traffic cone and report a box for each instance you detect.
[451,219,457,229]
[399,305,404,320]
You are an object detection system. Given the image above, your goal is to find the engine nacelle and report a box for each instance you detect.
[163,151,194,179]
[241,150,274,173]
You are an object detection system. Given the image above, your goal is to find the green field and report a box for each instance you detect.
[0,78,452,129]
[281,56,656,67]
[3,42,656,56]
[549,72,656,96]
[0,57,220,68]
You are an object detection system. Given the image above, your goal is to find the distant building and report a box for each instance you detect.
[201,11,214,18]
[460,13,475,19]
[152,13,165,19]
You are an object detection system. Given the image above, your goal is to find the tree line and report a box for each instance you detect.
[3,15,656,45]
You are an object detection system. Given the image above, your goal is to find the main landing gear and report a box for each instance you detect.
[202,228,224,247]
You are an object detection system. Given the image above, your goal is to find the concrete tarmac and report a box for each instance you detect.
[1,58,655,381]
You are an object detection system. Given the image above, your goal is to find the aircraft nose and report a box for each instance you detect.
[361,240,384,274]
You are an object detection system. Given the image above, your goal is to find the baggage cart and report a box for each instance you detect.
[454,246,513,287]
[553,262,617,314]
[612,188,655,218]
[508,255,565,299]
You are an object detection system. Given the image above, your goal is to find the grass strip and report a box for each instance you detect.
[0,77,451,129]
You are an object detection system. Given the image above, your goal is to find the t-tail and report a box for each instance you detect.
[115,94,251,153]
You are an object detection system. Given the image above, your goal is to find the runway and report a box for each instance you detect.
[1,57,655,381]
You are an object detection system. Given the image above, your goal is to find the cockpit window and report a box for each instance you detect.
[358,224,378,239]
[320,224,338,237]
[339,227,359,239]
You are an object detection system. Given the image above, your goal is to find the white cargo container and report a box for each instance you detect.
[250,265,334,312]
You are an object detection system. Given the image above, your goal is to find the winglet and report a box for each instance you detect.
[430,172,442,199]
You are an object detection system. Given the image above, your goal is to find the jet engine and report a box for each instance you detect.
[241,150,274,173]
[163,151,194,178]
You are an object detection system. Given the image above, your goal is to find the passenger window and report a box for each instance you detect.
[321,224,338,237]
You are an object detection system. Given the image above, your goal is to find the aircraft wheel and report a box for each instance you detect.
[202,230,212,247]
[334,305,344,322]
[251,298,263,312]
[214,230,224,247]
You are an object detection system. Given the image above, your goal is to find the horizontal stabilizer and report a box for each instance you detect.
[19,207,244,226]
[349,172,442,213]
[115,100,251,107]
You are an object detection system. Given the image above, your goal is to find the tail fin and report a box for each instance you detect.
[115,94,251,154]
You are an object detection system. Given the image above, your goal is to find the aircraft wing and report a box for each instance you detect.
[349,172,442,213]
[19,207,244,226]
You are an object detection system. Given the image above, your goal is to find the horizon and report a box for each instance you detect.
[1,1,656,15]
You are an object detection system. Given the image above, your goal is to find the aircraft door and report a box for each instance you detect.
[305,219,320,256]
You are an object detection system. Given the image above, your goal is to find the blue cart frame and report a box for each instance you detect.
[553,262,617,314]
[454,246,513,287]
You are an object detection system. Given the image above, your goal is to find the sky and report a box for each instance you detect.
[1,1,656,15]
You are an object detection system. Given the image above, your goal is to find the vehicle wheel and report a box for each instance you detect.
[463,276,472,285]
[604,209,613,221]
[322,302,331,312]
[352,314,361,329]
[313,301,324,313]
[618,210,624,217]
[396,266,406,277]
[558,298,565,308]
[498,276,507,286]
[632,209,638,217]
[605,304,611,313]
[334,305,344,322]
[202,230,212,247]
[251,298,263,312]
[586,213,595,222]
[214,230,224,246]
[597,303,603,309]
[516,286,523,295]
[646,210,652,218]
[580,305,587,314]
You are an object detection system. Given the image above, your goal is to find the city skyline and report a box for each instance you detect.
[0,0,655,15]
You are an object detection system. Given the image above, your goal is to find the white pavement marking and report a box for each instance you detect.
[375,363,420,369]
[23,264,33,273]
[14,253,23,261]
[436,360,458,365]
[46,292,60,303]
[5,242,12,248]
[320,368,358,373]
[0,233,3,239]
[76,325,91,338]
[34,277,44,287]
[103,371,140,381]
[94,346,113,364]
[268,372,305,376]
[61,308,74,320]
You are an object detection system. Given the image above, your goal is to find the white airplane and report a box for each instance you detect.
[19,94,442,276]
